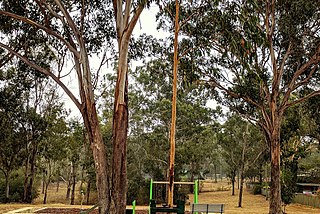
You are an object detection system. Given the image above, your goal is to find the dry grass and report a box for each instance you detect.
[186,180,320,214]
[0,182,97,213]
[33,183,98,205]
[1,180,320,213]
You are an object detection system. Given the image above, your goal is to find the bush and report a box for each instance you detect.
[0,170,40,203]
[253,184,262,195]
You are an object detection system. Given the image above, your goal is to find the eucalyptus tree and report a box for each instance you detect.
[0,65,50,202]
[0,0,154,212]
[0,84,26,202]
[217,115,265,207]
[38,101,68,204]
[165,1,320,213]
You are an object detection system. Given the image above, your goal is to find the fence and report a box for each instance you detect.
[293,193,320,208]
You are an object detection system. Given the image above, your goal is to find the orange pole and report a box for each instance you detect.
[168,0,179,208]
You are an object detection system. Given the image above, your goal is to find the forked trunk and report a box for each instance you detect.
[110,46,129,213]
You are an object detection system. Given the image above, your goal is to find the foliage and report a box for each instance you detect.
[0,170,39,203]
[281,169,296,207]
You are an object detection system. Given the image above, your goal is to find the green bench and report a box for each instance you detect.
[150,199,185,214]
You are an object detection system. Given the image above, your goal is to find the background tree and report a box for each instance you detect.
[167,1,320,213]
[218,114,265,205]
[0,1,118,212]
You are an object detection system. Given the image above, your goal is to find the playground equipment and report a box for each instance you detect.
[149,179,199,214]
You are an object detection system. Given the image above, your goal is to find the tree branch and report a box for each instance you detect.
[207,79,264,110]
[285,90,320,110]
[0,10,80,58]
[53,0,81,44]
[280,44,320,110]
[0,42,81,110]
[124,4,144,42]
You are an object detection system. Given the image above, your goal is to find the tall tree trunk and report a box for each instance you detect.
[238,124,248,208]
[269,127,282,214]
[26,142,38,203]
[231,171,235,196]
[110,44,129,214]
[23,154,29,201]
[214,164,218,183]
[86,178,91,205]
[4,172,10,202]
[238,173,244,207]
[66,164,72,200]
[111,1,144,212]
[237,170,240,189]
[70,163,76,205]
[43,181,49,204]
[82,107,110,213]
[168,0,180,207]
[56,176,60,192]
[259,163,263,184]
[42,171,45,194]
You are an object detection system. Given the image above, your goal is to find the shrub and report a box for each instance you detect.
[0,170,40,203]
[253,184,262,195]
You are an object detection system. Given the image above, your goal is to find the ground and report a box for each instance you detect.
[0,180,319,213]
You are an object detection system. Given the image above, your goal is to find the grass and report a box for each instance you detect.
[0,180,320,213]
[187,180,320,214]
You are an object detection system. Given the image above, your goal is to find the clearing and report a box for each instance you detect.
[0,180,319,213]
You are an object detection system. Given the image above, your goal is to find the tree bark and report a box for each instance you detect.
[110,44,129,214]
[168,0,180,207]
[214,164,218,183]
[56,176,60,192]
[238,173,244,207]
[4,172,10,202]
[269,127,282,214]
[26,142,38,203]
[43,181,49,204]
[42,171,45,194]
[86,178,91,205]
[231,172,235,196]
[66,165,72,200]
[110,1,144,210]
[71,163,76,205]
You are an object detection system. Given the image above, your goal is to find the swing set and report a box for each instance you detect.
[148,179,199,214]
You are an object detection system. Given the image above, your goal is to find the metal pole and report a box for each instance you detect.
[149,179,153,214]
[194,180,198,214]
[132,200,136,214]
[150,179,153,200]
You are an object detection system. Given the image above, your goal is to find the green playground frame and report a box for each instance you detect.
[149,179,199,213]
